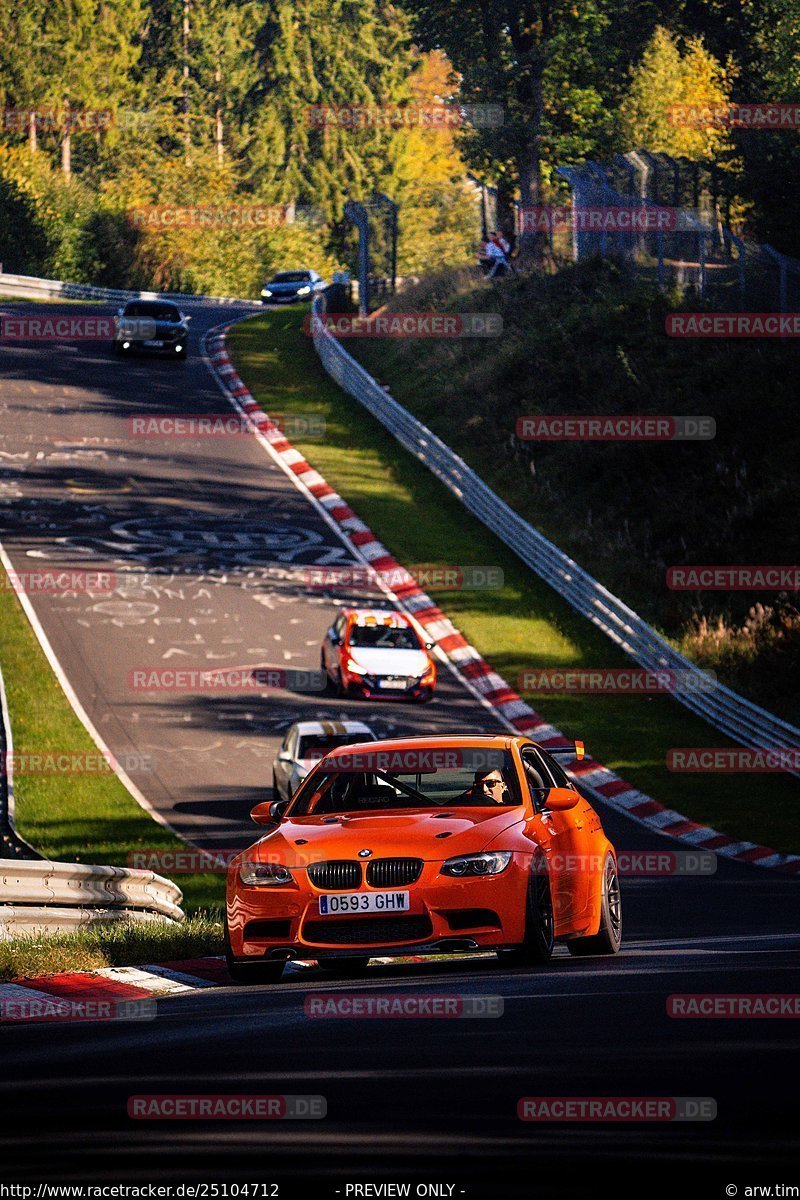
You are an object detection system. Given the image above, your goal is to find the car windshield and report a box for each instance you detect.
[271,272,310,283]
[123,301,181,321]
[348,624,420,650]
[297,734,371,761]
[288,752,521,815]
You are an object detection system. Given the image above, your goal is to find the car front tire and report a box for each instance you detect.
[566,853,622,957]
[497,858,554,966]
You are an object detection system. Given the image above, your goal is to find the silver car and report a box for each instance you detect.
[272,719,377,803]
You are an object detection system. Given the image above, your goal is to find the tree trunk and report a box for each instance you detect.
[28,110,38,153]
[215,59,223,167]
[183,0,191,164]
[61,131,71,178]
[516,59,545,257]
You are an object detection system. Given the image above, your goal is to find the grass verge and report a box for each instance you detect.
[0,578,224,915]
[0,915,223,981]
[352,264,800,724]
[228,306,799,854]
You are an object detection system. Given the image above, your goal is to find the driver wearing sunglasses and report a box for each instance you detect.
[456,769,510,806]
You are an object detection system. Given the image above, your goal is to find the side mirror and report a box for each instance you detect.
[276,750,292,762]
[543,787,579,812]
[250,801,274,825]
[250,799,288,825]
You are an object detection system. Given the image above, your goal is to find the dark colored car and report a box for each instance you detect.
[260,270,326,304]
[113,300,190,360]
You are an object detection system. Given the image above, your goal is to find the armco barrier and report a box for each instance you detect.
[0,859,184,936]
[0,270,260,307]
[310,296,800,771]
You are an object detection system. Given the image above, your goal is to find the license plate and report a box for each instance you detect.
[378,678,407,690]
[318,891,410,916]
[143,339,164,347]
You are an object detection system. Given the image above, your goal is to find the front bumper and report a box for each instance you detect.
[342,672,435,702]
[115,334,187,355]
[227,858,530,960]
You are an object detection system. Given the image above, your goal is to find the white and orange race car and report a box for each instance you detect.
[320,608,437,702]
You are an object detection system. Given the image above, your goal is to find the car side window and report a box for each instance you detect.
[333,614,347,640]
[521,748,560,811]
[539,750,574,790]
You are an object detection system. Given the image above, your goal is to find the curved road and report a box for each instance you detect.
[0,299,797,1193]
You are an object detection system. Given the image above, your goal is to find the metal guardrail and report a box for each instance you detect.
[2,652,183,926]
[0,271,260,307]
[0,904,176,936]
[311,296,800,770]
[0,859,184,936]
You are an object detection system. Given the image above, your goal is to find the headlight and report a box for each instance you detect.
[297,285,311,295]
[239,861,293,886]
[261,289,272,297]
[442,851,512,877]
[345,657,366,675]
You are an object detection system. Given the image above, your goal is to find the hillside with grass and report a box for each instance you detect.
[349,260,800,724]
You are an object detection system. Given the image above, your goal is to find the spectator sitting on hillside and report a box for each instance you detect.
[483,231,511,278]
[493,229,517,273]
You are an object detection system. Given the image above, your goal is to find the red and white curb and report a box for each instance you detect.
[0,954,444,1021]
[0,958,229,1022]
[202,323,800,877]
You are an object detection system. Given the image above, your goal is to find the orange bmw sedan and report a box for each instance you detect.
[224,734,621,983]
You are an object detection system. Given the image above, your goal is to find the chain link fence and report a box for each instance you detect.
[555,149,800,313]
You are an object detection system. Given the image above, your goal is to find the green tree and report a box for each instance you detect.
[243,0,415,218]
[403,0,612,212]
[619,25,733,159]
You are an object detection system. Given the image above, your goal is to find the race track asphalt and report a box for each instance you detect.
[0,299,797,1195]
